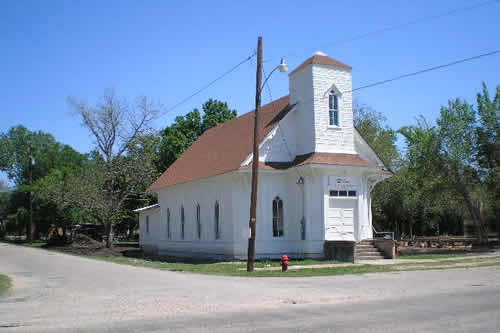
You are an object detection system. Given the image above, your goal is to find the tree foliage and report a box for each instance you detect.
[395,84,500,241]
[354,103,399,169]
[157,99,237,172]
[356,84,500,241]
[66,90,160,247]
[1,86,498,243]
[0,125,87,238]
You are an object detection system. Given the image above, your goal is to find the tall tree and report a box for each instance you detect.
[354,103,399,169]
[68,90,160,247]
[475,84,500,234]
[0,125,86,240]
[158,99,237,172]
[438,98,487,241]
[399,99,488,242]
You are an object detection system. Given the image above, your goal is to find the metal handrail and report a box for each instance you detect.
[372,226,394,240]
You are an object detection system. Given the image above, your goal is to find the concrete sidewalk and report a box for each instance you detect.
[250,252,500,271]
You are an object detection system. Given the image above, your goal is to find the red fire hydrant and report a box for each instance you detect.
[281,254,290,272]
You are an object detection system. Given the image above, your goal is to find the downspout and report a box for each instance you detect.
[298,176,305,241]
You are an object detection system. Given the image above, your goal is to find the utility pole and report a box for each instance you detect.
[247,36,263,272]
[28,140,34,243]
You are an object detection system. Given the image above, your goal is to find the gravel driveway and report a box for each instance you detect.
[1,242,500,332]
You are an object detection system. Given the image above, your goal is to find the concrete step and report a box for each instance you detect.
[356,240,386,260]
[356,250,381,255]
[357,244,377,249]
[356,255,385,260]
[357,246,379,250]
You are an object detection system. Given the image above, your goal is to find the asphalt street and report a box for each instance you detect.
[1,243,499,332]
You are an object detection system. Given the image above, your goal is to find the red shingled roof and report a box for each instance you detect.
[149,54,384,192]
[148,96,293,191]
[240,152,389,173]
[289,55,351,76]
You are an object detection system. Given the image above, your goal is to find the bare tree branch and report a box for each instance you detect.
[67,90,160,247]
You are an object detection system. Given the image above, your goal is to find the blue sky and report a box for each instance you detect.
[1,0,499,183]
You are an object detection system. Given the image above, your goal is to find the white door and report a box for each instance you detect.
[326,198,356,240]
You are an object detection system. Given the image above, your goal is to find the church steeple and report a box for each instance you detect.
[289,51,355,155]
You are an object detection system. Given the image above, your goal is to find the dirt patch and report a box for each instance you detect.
[44,234,135,257]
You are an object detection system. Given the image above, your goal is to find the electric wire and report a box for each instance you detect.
[158,51,256,118]
[349,50,500,93]
[159,0,498,120]
[266,0,499,63]
[260,49,500,178]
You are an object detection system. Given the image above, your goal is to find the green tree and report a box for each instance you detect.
[475,84,500,234]
[68,90,160,247]
[158,99,237,172]
[437,98,486,240]
[353,103,409,236]
[399,97,489,241]
[354,103,399,169]
[0,125,87,240]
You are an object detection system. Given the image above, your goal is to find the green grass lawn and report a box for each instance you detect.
[5,239,498,277]
[397,253,475,260]
[96,255,500,277]
[97,256,392,277]
[21,241,47,248]
[0,274,12,296]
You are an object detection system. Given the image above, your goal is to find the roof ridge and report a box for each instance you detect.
[202,95,290,135]
[289,55,351,76]
[148,95,292,191]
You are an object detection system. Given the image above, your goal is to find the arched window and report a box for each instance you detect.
[196,203,201,239]
[214,201,220,239]
[328,90,339,126]
[180,205,185,240]
[166,208,171,239]
[272,197,284,237]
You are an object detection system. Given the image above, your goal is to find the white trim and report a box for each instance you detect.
[237,163,389,175]
[240,126,279,166]
[133,204,160,213]
[353,128,386,168]
[323,83,343,98]
[327,87,341,127]
[327,125,342,130]
[240,105,297,167]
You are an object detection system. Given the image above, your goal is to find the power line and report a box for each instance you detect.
[260,49,500,184]
[159,0,498,120]
[286,50,500,111]
[267,0,499,63]
[248,49,499,117]
[349,50,500,93]
[159,52,256,118]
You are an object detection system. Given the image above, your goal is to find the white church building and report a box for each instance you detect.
[137,52,392,259]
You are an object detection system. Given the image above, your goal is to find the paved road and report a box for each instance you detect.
[1,243,499,332]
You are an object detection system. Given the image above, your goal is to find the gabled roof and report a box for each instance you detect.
[289,55,351,76]
[241,152,391,174]
[148,96,293,191]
